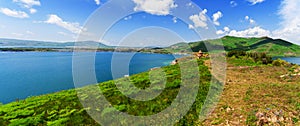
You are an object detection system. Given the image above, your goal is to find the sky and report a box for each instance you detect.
[0,0,300,46]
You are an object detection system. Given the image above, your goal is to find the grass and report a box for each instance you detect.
[202,56,300,125]
[0,58,214,125]
[169,36,300,57]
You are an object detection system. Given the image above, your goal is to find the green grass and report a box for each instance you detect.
[169,36,300,57]
[0,59,214,125]
[227,57,263,66]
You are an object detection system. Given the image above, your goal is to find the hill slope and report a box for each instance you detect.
[169,36,300,57]
[0,38,110,48]
[0,59,215,125]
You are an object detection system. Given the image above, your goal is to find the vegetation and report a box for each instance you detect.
[203,52,300,125]
[227,50,273,65]
[0,58,216,125]
[169,36,300,57]
[0,48,54,52]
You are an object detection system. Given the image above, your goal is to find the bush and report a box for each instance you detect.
[227,51,273,65]
[272,59,289,66]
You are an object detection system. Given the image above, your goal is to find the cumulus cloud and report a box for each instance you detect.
[212,11,223,26]
[95,0,100,5]
[224,27,230,32]
[216,26,230,35]
[228,27,270,37]
[189,9,208,29]
[13,0,41,14]
[45,14,83,34]
[132,0,177,15]
[0,8,29,18]
[230,1,238,7]
[247,0,265,5]
[272,0,300,44]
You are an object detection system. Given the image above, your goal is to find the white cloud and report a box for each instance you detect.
[189,9,208,29]
[216,26,231,35]
[95,0,100,5]
[272,0,300,44]
[172,17,177,23]
[245,15,255,24]
[212,11,223,26]
[216,30,225,35]
[132,0,177,15]
[245,16,249,20]
[249,19,255,24]
[188,24,195,29]
[247,0,265,5]
[0,8,29,18]
[224,27,230,32]
[230,1,238,7]
[45,14,83,34]
[29,8,37,14]
[13,0,41,14]
[13,0,41,8]
[228,27,270,37]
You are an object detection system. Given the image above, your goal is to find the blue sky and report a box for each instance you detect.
[0,0,299,45]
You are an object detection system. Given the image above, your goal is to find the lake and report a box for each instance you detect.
[274,57,300,65]
[0,52,179,104]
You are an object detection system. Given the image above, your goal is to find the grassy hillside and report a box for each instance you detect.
[0,58,216,125]
[169,36,300,57]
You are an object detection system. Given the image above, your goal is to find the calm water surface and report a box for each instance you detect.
[0,52,178,104]
[279,57,300,65]
[273,57,300,65]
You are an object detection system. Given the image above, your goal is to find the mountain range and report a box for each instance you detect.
[1,36,300,56]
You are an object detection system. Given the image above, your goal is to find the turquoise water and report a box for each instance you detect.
[0,52,178,104]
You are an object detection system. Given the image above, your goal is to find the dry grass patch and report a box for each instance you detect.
[202,62,300,126]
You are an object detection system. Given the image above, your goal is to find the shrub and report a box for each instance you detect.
[272,59,289,66]
[227,51,273,65]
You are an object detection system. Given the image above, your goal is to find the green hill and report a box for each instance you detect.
[169,36,300,57]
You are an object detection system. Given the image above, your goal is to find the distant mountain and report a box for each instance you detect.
[0,38,110,48]
[169,36,300,57]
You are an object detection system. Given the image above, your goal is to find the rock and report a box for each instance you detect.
[226,107,231,112]
[274,111,280,116]
[279,116,284,122]
[256,112,264,118]
[231,121,239,125]
[280,75,286,78]
[271,116,277,123]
